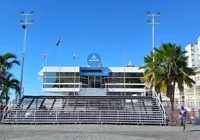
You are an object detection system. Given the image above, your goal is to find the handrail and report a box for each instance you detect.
[152,90,166,122]
[2,97,16,121]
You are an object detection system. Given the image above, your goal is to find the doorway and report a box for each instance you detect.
[89,76,101,88]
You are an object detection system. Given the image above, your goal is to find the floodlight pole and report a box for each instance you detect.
[147,12,160,93]
[19,11,34,101]
[147,12,160,62]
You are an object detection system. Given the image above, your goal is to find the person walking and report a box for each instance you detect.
[179,105,187,132]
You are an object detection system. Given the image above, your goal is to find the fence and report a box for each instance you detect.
[3,110,166,125]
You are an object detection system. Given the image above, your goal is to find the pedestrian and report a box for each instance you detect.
[179,105,187,132]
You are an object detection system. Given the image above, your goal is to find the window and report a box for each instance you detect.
[43,84,79,88]
[109,72,124,77]
[107,85,145,88]
[80,70,102,73]
[125,73,143,77]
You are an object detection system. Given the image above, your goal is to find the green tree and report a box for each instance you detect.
[0,52,20,76]
[140,43,195,111]
[0,52,20,105]
[0,73,20,105]
[140,52,166,102]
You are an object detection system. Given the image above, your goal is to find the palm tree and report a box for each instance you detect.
[0,53,20,103]
[0,73,20,105]
[140,52,166,102]
[0,52,20,76]
[140,43,195,111]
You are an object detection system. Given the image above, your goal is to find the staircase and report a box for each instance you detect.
[79,88,106,96]
[2,93,166,125]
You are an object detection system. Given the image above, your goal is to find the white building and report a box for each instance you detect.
[185,36,200,67]
[173,67,200,110]
[38,66,145,96]
[184,67,200,110]
[38,53,145,96]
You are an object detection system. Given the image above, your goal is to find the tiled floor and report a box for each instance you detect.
[0,124,199,140]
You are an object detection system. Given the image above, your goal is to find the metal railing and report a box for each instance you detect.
[2,97,17,121]
[3,110,165,124]
[152,90,166,124]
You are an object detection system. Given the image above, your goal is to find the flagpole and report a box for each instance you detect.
[74,57,75,95]
[44,54,45,92]
[44,53,47,92]
[56,38,61,94]
[73,53,76,95]
[123,51,126,96]
[59,44,61,94]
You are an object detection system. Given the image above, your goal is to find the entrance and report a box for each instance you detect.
[89,76,101,88]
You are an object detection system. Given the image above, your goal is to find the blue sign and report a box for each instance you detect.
[87,53,101,67]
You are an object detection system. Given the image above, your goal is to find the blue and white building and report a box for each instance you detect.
[3,53,166,125]
[38,53,145,96]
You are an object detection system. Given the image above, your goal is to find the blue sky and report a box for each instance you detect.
[1,0,200,95]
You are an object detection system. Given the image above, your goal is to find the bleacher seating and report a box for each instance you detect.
[2,95,166,125]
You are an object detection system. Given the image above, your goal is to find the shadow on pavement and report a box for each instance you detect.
[188,130,200,132]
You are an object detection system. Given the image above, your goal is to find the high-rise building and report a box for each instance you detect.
[185,36,200,67]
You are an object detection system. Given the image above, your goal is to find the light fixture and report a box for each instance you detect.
[157,12,161,15]
[30,11,34,15]
[20,10,24,14]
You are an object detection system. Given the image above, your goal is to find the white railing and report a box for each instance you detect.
[3,110,166,124]
[152,90,166,123]
[2,97,17,122]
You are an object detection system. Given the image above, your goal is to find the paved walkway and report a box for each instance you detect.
[0,124,200,140]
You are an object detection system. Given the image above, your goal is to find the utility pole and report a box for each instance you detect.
[19,10,34,100]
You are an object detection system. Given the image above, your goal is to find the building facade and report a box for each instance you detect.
[173,67,200,110]
[38,53,145,97]
[38,66,145,96]
[185,36,200,67]
[184,67,200,110]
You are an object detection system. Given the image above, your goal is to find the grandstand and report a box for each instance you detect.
[2,53,166,125]
[2,94,166,124]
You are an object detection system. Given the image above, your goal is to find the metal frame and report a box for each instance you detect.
[19,10,34,100]
[147,11,160,56]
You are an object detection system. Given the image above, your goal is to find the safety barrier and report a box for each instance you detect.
[3,110,165,125]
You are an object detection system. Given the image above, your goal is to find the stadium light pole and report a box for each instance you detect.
[147,11,160,94]
[19,10,34,100]
[147,11,160,62]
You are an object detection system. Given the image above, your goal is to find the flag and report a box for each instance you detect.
[56,38,61,46]
[73,53,76,60]
[43,53,47,59]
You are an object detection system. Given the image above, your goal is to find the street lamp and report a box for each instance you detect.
[19,10,34,100]
[147,11,161,57]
